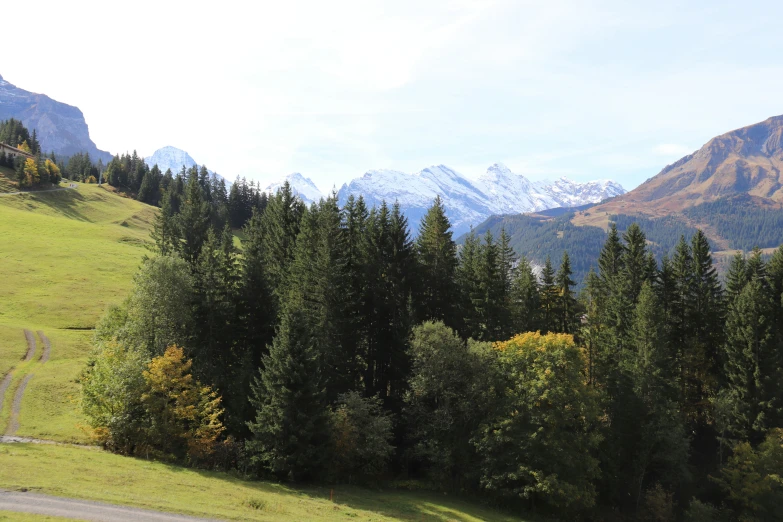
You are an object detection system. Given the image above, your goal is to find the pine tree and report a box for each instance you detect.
[191,226,243,433]
[725,251,749,302]
[177,173,211,266]
[689,229,724,401]
[555,251,578,334]
[414,196,459,330]
[457,230,482,339]
[258,181,305,314]
[721,279,778,443]
[285,196,353,400]
[150,190,179,256]
[626,282,688,508]
[510,256,540,335]
[247,301,330,480]
[539,256,558,333]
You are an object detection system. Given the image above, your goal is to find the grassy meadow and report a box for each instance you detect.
[0,183,527,521]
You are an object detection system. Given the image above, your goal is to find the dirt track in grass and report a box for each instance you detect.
[6,373,33,435]
[23,330,36,362]
[37,331,51,363]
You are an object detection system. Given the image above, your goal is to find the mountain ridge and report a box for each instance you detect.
[0,73,112,162]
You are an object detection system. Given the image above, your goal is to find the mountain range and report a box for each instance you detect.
[334,164,624,235]
[0,74,111,162]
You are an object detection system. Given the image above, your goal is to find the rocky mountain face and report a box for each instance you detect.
[0,74,111,162]
[337,163,625,235]
[587,115,783,217]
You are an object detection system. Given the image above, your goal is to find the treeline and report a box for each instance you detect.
[82,184,783,520]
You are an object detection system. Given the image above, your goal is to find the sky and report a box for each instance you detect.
[3,0,783,192]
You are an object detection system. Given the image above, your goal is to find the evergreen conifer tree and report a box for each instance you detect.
[555,251,578,334]
[414,196,459,330]
[539,256,558,333]
[247,301,330,480]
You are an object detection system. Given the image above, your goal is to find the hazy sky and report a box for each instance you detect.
[4,0,783,191]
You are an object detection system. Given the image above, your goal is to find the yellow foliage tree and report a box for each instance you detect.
[142,345,225,462]
[44,159,61,184]
[17,140,31,153]
[21,158,39,187]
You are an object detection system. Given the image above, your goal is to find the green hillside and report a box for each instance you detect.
[0,185,525,521]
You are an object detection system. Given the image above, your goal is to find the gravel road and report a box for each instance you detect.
[0,490,218,521]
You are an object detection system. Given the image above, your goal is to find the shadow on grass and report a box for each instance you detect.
[152,459,529,522]
[24,190,93,223]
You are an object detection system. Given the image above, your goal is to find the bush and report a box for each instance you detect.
[684,499,720,522]
[331,391,394,481]
[82,344,225,464]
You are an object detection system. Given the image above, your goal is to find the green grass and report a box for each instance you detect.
[13,330,92,442]
[0,325,27,378]
[0,444,523,522]
[0,184,155,329]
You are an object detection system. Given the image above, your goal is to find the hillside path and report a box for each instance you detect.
[22,330,35,362]
[0,490,219,521]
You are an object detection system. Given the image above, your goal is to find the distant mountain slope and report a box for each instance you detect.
[578,115,783,226]
[264,173,325,205]
[477,115,783,285]
[338,163,625,235]
[0,74,111,162]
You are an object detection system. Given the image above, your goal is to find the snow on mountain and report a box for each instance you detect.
[338,163,626,235]
[145,146,202,174]
[264,172,325,205]
[338,165,495,234]
[145,146,231,185]
[537,177,626,208]
[478,163,557,213]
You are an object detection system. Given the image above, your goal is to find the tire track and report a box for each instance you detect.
[0,373,11,417]
[23,329,36,362]
[37,331,51,363]
[6,373,33,436]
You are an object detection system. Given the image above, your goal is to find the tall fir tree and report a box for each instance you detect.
[414,196,459,331]
[247,301,330,480]
[539,256,558,333]
[555,251,578,334]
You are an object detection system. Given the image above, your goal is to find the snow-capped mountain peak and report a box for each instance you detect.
[264,172,325,205]
[145,146,197,173]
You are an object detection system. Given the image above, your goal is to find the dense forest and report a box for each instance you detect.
[80,172,783,520]
[0,118,62,188]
